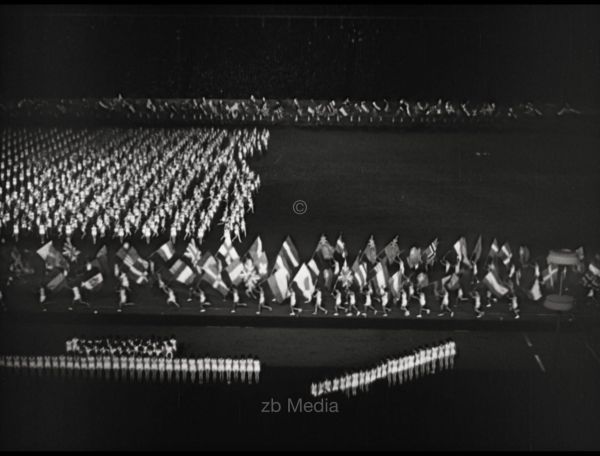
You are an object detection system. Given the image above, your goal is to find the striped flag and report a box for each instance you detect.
[274,236,300,275]
[184,239,203,273]
[267,268,290,304]
[483,270,510,298]
[581,261,600,290]
[422,238,439,266]
[292,264,315,301]
[313,235,335,268]
[453,237,471,266]
[46,270,68,292]
[156,240,176,263]
[307,258,320,280]
[352,258,368,290]
[82,272,104,292]
[372,262,389,295]
[169,259,196,286]
[62,239,81,264]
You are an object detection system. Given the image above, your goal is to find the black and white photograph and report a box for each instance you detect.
[0,3,599,451]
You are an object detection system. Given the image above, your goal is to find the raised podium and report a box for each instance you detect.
[543,249,578,312]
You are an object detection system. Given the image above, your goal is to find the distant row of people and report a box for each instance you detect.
[0,355,262,384]
[311,340,456,397]
[0,98,584,126]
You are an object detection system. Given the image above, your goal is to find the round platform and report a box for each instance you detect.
[547,250,579,266]
[543,294,574,312]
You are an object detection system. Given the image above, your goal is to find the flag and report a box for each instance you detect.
[499,242,513,266]
[37,241,68,271]
[372,262,389,295]
[117,245,149,283]
[389,271,403,299]
[169,259,196,286]
[200,254,230,296]
[46,270,68,292]
[91,245,110,276]
[516,264,541,300]
[352,258,368,290]
[362,236,378,265]
[246,236,269,278]
[581,261,600,290]
[483,270,510,298]
[339,106,348,117]
[267,268,290,303]
[184,239,203,272]
[225,260,245,287]
[337,261,354,289]
[471,235,483,263]
[217,235,240,266]
[314,235,335,268]
[380,236,401,265]
[541,265,559,290]
[292,264,315,301]
[274,236,300,275]
[406,247,422,269]
[82,272,104,292]
[62,239,81,264]
[335,235,348,260]
[453,237,470,266]
[422,238,438,266]
[307,258,320,279]
[442,273,461,291]
[156,240,176,263]
[488,238,500,258]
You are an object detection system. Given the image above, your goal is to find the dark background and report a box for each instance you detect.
[1,4,599,105]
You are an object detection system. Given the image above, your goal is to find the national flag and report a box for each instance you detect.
[442,273,461,291]
[372,262,389,295]
[422,238,439,266]
[483,270,510,298]
[406,247,422,269]
[245,236,269,278]
[453,237,470,266]
[82,272,104,292]
[362,236,378,266]
[169,259,196,286]
[516,264,541,300]
[307,258,320,280]
[184,239,203,272]
[37,241,68,271]
[62,239,81,264]
[156,240,176,263]
[292,264,315,301]
[388,271,403,299]
[541,265,559,290]
[415,272,429,290]
[274,236,300,275]
[267,268,290,303]
[117,245,149,283]
[339,106,348,117]
[581,261,600,290]
[471,235,483,263]
[91,245,110,276]
[352,258,368,290]
[217,234,240,266]
[200,254,230,296]
[488,238,500,258]
[335,235,348,260]
[380,236,401,265]
[225,260,245,286]
[337,261,354,289]
[46,270,68,292]
[499,242,513,266]
[314,235,335,268]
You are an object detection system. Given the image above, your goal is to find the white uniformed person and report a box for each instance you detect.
[256,287,272,315]
[312,288,328,315]
[362,286,377,317]
[288,288,302,316]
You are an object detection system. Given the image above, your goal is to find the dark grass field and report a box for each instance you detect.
[1,124,600,449]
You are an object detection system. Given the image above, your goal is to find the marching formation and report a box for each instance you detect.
[4,230,598,320]
[1,97,584,127]
[310,340,457,398]
[0,335,261,385]
[0,126,266,245]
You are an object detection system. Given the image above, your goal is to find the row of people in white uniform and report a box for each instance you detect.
[0,355,261,384]
[310,340,457,398]
[65,336,177,359]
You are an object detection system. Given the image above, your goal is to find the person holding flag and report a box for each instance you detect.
[362,285,378,317]
[416,291,431,318]
[438,289,454,318]
[312,288,328,315]
[379,287,391,316]
[230,288,247,314]
[256,287,272,315]
[288,287,302,316]
[333,288,346,316]
[346,289,360,317]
